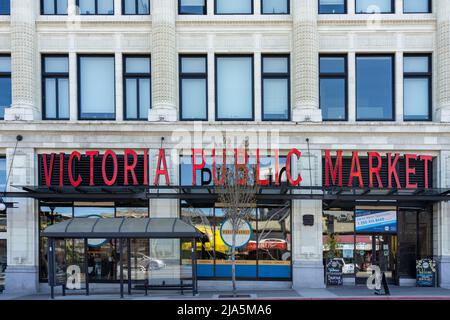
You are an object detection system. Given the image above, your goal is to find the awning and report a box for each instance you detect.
[41,217,202,239]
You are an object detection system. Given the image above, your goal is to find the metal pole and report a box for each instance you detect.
[192,238,197,296]
[127,239,131,295]
[119,238,124,298]
[84,239,89,296]
[49,238,54,299]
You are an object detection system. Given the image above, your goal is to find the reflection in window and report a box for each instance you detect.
[78,0,114,15]
[43,56,70,120]
[0,240,6,290]
[319,0,346,14]
[0,157,5,191]
[79,55,115,120]
[216,56,253,120]
[404,55,431,121]
[123,0,150,15]
[356,55,394,121]
[42,0,68,15]
[355,0,393,13]
[74,206,115,218]
[0,56,11,120]
[180,55,208,120]
[124,56,151,120]
[320,56,347,121]
[261,0,289,14]
[179,0,206,15]
[403,0,430,13]
[215,0,252,14]
[262,55,290,120]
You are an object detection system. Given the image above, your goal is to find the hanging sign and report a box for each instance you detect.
[219,218,252,249]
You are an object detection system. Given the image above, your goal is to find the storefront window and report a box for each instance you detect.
[0,239,6,292]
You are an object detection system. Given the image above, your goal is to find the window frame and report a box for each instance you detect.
[214,0,254,15]
[214,54,255,121]
[76,0,115,15]
[260,0,290,15]
[319,54,348,122]
[261,54,291,121]
[122,0,151,15]
[403,0,431,14]
[0,54,11,120]
[318,0,347,14]
[42,54,70,120]
[40,0,68,15]
[354,0,395,14]
[179,54,208,121]
[355,53,396,122]
[403,53,432,122]
[123,54,152,121]
[77,54,116,121]
[0,0,10,16]
[178,0,207,15]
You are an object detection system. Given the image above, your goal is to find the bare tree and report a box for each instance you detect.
[214,149,259,297]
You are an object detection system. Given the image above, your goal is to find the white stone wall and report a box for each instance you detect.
[0,0,449,292]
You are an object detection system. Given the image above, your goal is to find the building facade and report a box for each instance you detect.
[1,0,450,294]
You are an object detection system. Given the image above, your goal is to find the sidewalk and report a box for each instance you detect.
[1,286,450,300]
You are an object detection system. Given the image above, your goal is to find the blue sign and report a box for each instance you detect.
[355,210,397,233]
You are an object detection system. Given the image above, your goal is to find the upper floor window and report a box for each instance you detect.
[180,55,208,120]
[123,0,150,15]
[42,55,70,120]
[355,0,394,13]
[404,55,431,121]
[261,0,289,14]
[320,55,347,121]
[0,0,9,15]
[124,55,151,120]
[179,0,206,15]
[78,55,115,120]
[215,0,253,15]
[0,56,11,120]
[262,55,290,121]
[216,55,254,120]
[403,0,431,13]
[356,55,394,121]
[319,0,346,14]
[42,0,68,15]
[0,157,5,191]
[78,0,114,15]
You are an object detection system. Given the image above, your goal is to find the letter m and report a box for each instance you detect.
[325,150,343,187]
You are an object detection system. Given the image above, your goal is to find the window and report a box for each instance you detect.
[42,56,70,120]
[356,55,394,121]
[355,0,393,13]
[404,55,431,121]
[78,55,115,120]
[0,56,11,120]
[78,0,114,15]
[216,55,254,120]
[319,0,346,14]
[320,55,347,121]
[262,55,290,121]
[124,56,151,120]
[0,157,6,234]
[261,0,289,14]
[0,0,9,15]
[180,55,207,120]
[41,0,68,15]
[123,0,150,15]
[215,0,253,14]
[403,0,431,13]
[179,0,206,15]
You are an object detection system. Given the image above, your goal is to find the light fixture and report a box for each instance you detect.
[0,202,6,212]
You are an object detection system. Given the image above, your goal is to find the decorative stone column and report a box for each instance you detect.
[291,0,322,122]
[4,147,39,294]
[436,0,450,122]
[148,0,178,122]
[291,148,325,289]
[4,0,39,121]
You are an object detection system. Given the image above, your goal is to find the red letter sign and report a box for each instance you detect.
[154,148,170,186]
[86,151,99,186]
[368,152,383,188]
[405,154,418,189]
[234,149,249,186]
[256,149,269,186]
[325,150,343,187]
[286,148,302,186]
[387,153,401,189]
[124,149,138,186]
[42,153,55,187]
[102,150,118,186]
[420,155,432,189]
[212,148,226,186]
[192,149,205,186]
[348,152,363,188]
[68,151,82,187]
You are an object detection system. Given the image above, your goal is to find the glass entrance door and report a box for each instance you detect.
[356,234,398,284]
